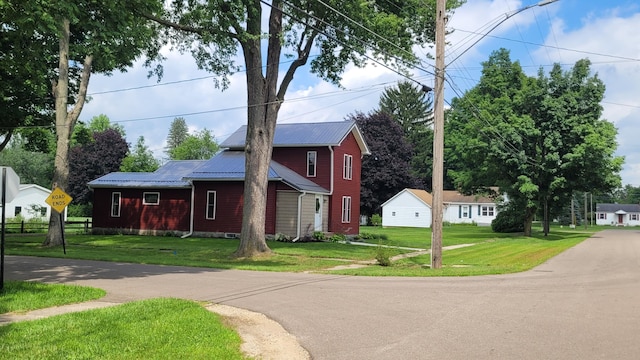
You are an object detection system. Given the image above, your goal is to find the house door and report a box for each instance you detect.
[618,214,624,225]
[314,195,323,231]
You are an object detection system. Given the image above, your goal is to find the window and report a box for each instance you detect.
[307,151,317,177]
[341,196,352,223]
[597,213,606,220]
[461,206,469,218]
[631,214,639,221]
[392,211,396,216]
[481,206,495,216]
[343,154,353,180]
[415,212,419,218]
[143,192,160,205]
[14,206,21,217]
[206,191,216,220]
[40,207,47,216]
[111,192,121,217]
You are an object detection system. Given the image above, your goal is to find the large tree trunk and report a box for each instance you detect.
[44,18,92,247]
[523,207,536,237]
[233,2,283,258]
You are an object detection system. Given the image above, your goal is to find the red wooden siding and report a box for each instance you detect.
[192,181,282,234]
[272,147,332,190]
[92,188,190,231]
[329,133,362,235]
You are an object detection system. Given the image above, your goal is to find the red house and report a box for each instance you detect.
[89,120,370,239]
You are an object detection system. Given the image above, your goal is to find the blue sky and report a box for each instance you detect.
[81,0,640,187]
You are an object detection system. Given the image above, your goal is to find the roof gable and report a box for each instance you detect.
[220,120,370,155]
[382,188,433,208]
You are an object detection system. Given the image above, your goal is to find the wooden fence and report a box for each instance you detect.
[2,220,92,234]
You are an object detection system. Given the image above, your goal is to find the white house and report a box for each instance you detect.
[381,189,499,228]
[595,203,640,226]
[4,184,62,220]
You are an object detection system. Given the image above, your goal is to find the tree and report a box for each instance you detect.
[165,117,189,156]
[350,111,420,217]
[69,129,129,206]
[0,2,56,151]
[144,0,463,257]
[378,81,434,189]
[168,129,218,160]
[447,49,623,236]
[8,0,165,246]
[121,136,161,172]
[0,136,54,188]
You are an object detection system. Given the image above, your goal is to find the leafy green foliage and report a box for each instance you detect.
[167,129,219,160]
[165,117,189,156]
[0,137,54,188]
[491,204,525,233]
[375,244,392,266]
[447,49,623,235]
[370,214,382,226]
[120,136,160,172]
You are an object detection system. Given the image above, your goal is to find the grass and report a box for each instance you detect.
[5,224,600,276]
[0,298,247,360]
[0,281,106,314]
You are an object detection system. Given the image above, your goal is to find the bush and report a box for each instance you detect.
[491,205,525,233]
[68,203,92,217]
[375,244,392,266]
[329,233,346,243]
[370,214,382,226]
[312,231,326,241]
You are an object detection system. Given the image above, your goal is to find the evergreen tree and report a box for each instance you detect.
[165,117,189,157]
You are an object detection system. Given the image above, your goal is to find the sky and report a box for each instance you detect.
[81,0,640,187]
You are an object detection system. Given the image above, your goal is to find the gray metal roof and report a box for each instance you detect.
[88,160,206,189]
[220,120,370,154]
[186,151,329,194]
[596,203,640,213]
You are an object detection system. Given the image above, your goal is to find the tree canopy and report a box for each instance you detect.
[147,0,463,257]
[446,49,623,235]
[121,136,160,172]
[168,129,219,160]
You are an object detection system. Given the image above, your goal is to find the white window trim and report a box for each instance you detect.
[342,196,352,223]
[206,191,217,220]
[343,154,353,180]
[143,192,160,205]
[111,192,121,217]
[631,213,639,221]
[307,151,317,177]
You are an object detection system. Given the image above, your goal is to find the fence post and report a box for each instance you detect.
[20,220,24,234]
[85,219,89,233]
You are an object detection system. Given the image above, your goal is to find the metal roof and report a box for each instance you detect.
[185,151,329,194]
[596,203,640,213]
[88,160,206,189]
[220,120,370,154]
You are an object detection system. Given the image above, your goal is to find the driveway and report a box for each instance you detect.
[6,229,640,359]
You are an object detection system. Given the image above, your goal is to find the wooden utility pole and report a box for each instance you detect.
[584,192,588,229]
[431,0,446,269]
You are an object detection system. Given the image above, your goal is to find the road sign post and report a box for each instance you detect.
[45,187,73,254]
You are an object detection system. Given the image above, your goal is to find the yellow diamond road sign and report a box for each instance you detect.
[45,187,73,213]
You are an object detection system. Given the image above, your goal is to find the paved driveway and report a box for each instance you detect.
[6,229,640,359]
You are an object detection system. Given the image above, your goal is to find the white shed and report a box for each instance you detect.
[381,189,432,228]
[4,184,62,220]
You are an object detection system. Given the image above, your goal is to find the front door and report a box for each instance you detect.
[618,214,624,225]
[314,195,323,231]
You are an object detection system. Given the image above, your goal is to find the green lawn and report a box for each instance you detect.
[0,298,247,360]
[0,281,105,314]
[5,224,598,276]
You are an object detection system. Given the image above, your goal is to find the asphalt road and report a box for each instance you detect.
[6,229,640,359]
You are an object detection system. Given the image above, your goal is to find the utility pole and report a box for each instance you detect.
[584,192,588,229]
[431,0,446,269]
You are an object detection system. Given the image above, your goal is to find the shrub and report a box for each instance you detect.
[312,231,326,241]
[491,205,525,233]
[375,244,392,266]
[370,214,382,226]
[68,203,92,217]
[329,233,346,243]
